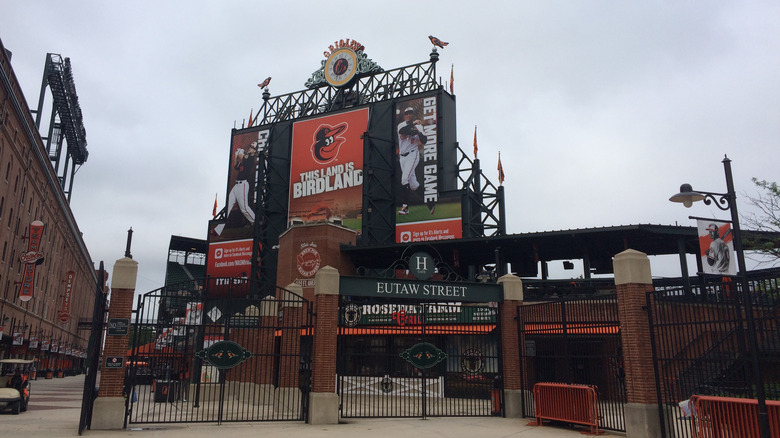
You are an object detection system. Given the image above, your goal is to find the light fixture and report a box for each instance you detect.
[668,183,706,208]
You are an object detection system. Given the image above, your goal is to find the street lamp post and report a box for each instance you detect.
[669,156,770,438]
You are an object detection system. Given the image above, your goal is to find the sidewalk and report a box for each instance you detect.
[0,374,616,437]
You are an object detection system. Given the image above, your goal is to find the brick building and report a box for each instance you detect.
[0,37,98,374]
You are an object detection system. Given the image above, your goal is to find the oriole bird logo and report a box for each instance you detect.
[257,77,272,89]
[311,123,348,164]
[428,35,449,49]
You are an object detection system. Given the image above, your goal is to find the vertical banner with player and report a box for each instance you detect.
[288,108,369,231]
[206,128,269,296]
[395,96,462,243]
[697,219,737,276]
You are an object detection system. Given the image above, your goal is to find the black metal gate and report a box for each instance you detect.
[647,273,780,438]
[337,298,502,417]
[517,295,626,432]
[124,279,312,425]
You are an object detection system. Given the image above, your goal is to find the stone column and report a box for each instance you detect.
[92,257,138,430]
[498,274,524,417]
[309,266,339,424]
[614,249,661,438]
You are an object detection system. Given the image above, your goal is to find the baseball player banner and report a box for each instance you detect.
[395,96,462,243]
[697,219,737,276]
[288,108,369,231]
[213,129,269,240]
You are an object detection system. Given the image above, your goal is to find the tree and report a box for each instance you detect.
[742,178,780,264]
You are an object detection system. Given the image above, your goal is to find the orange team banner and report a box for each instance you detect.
[288,108,369,231]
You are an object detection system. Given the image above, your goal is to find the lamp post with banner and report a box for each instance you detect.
[669,155,770,438]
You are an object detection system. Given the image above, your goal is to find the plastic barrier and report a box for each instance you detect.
[689,395,780,438]
[531,382,602,435]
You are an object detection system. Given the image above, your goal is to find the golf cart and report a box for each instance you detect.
[0,358,34,414]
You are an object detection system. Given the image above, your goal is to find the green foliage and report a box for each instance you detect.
[742,178,780,264]
[128,326,155,349]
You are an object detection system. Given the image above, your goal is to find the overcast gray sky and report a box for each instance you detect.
[2,1,778,294]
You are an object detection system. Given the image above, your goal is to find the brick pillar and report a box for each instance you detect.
[498,274,524,418]
[614,249,661,438]
[309,265,339,424]
[275,283,304,415]
[92,257,138,430]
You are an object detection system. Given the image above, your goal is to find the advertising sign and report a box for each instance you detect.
[288,108,369,231]
[19,221,45,301]
[394,96,461,243]
[60,271,75,323]
[207,238,252,276]
[697,219,737,276]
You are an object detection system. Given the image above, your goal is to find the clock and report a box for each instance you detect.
[324,48,358,87]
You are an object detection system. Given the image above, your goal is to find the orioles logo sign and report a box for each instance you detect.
[311,123,347,164]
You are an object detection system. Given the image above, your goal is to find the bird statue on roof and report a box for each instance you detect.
[428,35,449,49]
[257,77,272,89]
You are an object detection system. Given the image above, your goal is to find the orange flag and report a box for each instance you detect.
[473,126,478,158]
[450,64,454,94]
[212,194,218,218]
[497,152,505,185]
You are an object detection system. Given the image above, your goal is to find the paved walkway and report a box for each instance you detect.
[0,374,619,437]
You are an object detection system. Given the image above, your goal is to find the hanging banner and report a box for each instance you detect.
[41,339,50,351]
[59,271,75,323]
[29,336,39,349]
[697,219,737,276]
[288,108,369,231]
[19,220,45,301]
[12,332,23,345]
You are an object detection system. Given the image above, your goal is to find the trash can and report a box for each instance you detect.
[153,380,179,403]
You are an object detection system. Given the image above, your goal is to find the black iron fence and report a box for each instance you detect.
[124,279,312,425]
[647,269,780,438]
[517,295,627,432]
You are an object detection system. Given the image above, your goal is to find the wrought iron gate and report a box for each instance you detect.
[647,274,780,438]
[517,295,626,432]
[124,280,312,425]
[337,298,502,418]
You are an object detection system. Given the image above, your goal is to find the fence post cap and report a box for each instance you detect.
[498,274,523,301]
[315,266,340,296]
[614,249,652,285]
[111,257,138,290]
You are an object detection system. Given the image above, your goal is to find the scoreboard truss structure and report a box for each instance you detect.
[225,50,505,296]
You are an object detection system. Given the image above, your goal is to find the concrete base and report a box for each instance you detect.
[90,397,126,430]
[308,392,339,424]
[625,403,662,438]
[504,389,530,418]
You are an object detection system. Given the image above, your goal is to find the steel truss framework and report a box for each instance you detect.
[249,51,505,291]
[34,53,88,202]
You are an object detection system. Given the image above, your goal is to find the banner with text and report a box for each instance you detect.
[288,108,368,231]
[394,96,461,243]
